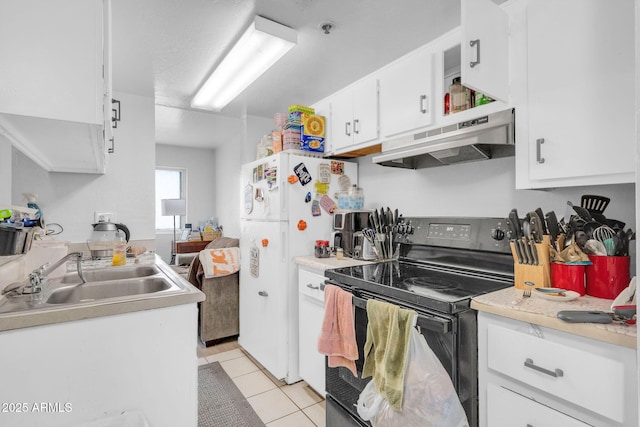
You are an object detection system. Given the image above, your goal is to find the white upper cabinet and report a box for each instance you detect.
[0,0,112,174]
[330,77,378,154]
[515,0,635,188]
[461,0,509,103]
[379,47,433,139]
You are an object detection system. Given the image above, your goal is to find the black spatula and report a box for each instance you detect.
[581,195,610,214]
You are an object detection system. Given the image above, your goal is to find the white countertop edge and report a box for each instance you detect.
[472,288,636,349]
[293,255,375,271]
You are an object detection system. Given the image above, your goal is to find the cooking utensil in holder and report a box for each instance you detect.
[510,235,552,289]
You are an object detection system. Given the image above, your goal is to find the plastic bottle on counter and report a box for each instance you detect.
[112,236,127,266]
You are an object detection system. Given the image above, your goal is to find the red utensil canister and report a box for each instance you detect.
[585,255,630,299]
[550,262,585,296]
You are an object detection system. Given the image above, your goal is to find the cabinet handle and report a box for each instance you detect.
[353,119,360,134]
[419,95,428,114]
[306,283,319,290]
[536,138,545,164]
[258,291,269,297]
[108,137,115,154]
[469,39,480,68]
[111,98,121,128]
[524,358,563,378]
[345,121,351,136]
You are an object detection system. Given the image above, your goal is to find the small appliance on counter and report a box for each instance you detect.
[88,220,130,259]
[332,209,372,259]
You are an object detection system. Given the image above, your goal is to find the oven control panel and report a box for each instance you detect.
[401,217,511,254]
[427,223,471,240]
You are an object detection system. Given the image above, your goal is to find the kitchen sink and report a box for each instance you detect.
[60,265,160,284]
[45,277,175,304]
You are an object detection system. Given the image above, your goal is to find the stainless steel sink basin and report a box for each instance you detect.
[60,265,160,284]
[46,277,174,304]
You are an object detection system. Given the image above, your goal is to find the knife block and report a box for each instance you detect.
[510,235,552,289]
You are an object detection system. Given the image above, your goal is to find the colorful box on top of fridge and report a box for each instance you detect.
[300,114,325,153]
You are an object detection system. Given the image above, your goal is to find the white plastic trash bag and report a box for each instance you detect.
[356,329,469,427]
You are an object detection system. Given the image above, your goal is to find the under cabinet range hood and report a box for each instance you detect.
[373,108,515,169]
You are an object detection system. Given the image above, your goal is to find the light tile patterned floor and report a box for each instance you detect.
[198,340,326,427]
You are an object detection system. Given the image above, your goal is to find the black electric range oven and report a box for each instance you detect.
[324,217,514,427]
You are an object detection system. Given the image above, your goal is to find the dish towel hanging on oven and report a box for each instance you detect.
[362,299,416,411]
[317,284,359,376]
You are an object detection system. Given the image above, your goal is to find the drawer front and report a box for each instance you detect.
[487,323,625,422]
[299,268,326,302]
[487,383,590,427]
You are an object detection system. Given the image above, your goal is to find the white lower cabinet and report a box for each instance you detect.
[297,267,326,395]
[478,312,638,427]
[487,383,590,427]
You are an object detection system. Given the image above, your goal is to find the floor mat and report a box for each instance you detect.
[198,362,265,427]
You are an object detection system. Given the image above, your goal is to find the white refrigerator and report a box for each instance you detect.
[239,152,358,384]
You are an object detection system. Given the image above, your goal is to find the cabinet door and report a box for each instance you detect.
[487,383,590,427]
[352,78,379,145]
[461,0,509,102]
[526,0,634,182]
[0,0,104,124]
[330,88,354,152]
[379,49,433,138]
[298,268,326,395]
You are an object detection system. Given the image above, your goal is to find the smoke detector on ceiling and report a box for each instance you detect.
[318,21,335,35]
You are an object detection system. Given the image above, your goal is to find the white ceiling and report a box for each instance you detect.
[111,0,464,149]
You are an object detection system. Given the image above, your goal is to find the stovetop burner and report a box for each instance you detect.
[326,260,513,314]
[403,276,461,291]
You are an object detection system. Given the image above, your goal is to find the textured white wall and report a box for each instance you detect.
[357,155,636,271]
[10,92,156,243]
[214,114,273,240]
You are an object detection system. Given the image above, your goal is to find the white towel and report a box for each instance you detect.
[199,247,240,278]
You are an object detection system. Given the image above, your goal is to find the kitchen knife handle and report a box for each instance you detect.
[520,237,531,264]
[511,240,523,264]
[524,358,563,378]
[529,239,539,265]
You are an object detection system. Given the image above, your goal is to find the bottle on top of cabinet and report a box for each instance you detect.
[449,77,475,114]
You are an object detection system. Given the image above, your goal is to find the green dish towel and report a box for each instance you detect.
[362,299,417,411]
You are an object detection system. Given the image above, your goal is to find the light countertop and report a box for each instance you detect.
[0,254,204,332]
[472,287,636,349]
[293,255,375,271]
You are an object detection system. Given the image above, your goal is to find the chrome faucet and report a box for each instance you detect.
[1,252,86,296]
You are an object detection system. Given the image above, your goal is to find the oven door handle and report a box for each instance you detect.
[351,293,452,334]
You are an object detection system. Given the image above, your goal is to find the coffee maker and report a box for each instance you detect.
[331,210,372,259]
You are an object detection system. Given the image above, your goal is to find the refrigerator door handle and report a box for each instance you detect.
[281,230,286,262]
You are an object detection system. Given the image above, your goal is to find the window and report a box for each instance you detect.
[155,168,185,230]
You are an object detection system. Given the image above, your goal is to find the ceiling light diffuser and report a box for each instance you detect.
[191,16,297,112]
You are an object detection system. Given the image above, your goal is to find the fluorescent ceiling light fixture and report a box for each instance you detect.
[191,16,297,111]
